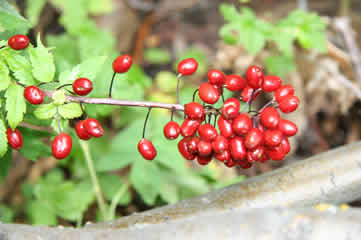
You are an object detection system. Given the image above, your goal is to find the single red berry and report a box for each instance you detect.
[198,124,218,142]
[280,137,291,154]
[224,158,237,168]
[24,86,44,105]
[246,146,265,163]
[197,155,212,165]
[198,83,220,104]
[260,107,280,129]
[278,119,298,137]
[264,130,283,147]
[212,135,229,153]
[261,154,270,163]
[180,118,201,137]
[246,65,263,89]
[184,102,204,120]
[232,113,252,136]
[275,85,294,103]
[265,145,285,161]
[229,136,246,161]
[112,55,133,73]
[215,150,231,162]
[138,138,157,160]
[178,138,196,160]
[163,121,180,140]
[72,78,93,96]
[217,116,234,138]
[75,121,92,140]
[241,86,261,102]
[52,133,72,160]
[83,118,104,138]
[207,69,226,87]
[244,128,263,149]
[225,75,246,91]
[187,137,200,154]
[6,128,23,150]
[239,160,253,169]
[279,95,299,113]
[262,76,282,92]
[8,34,30,50]
[221,98,240,120]
[197,140,212,156]
[177,58,198,76]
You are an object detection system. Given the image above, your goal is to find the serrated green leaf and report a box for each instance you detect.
[1,50,36,85]
[0,148,12,182]
[18,127,51,161]
[5,84,26,129]
[52,90,66,105]
[240,27,266,55]
[0,1,29,31]
[25,0,46,27]
[0,58,10,91]
[0,117,8,158]
[58,103,82,119]
[34,103,57,119]
[28,35,55,83]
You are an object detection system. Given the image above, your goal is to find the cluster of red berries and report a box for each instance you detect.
[139,59,299,169]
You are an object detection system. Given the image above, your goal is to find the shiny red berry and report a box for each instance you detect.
[225,75,246,91]
[112,55,133,73]
[247,146,265,163]
[279,95,299,113]
[239,160,253,169]
[275,85,294,103]
[178,138,196,160]
[24,86,44,105]
[212,135,229,153]
[198,83,220,104]
[52,133,72,159]
[230,136,246,161]
[8,34,30,50]
[180,118,201,137]
[163,121,180,140]
[246,65,263,89]
[72,78,93,96]
[232,113,252,136]
[197,140,212,156]
[264,130,283,147]
[177,58,198,76]
[198,124,218,142]
[184,102,204,120]
[217,116,234,138]
[6,128,23,150]
[138,138,157,160]
[244,128,263,149]
[280,137,291,154]
[262,76,282,92]
[265,145,285,161]
[197,155,212,165]
[278,119,298,137]
[224,158,237,168]
[83,118,104,138]
[75,121,92,140]
[241,86,260,102]
[207,69,226,86]
[260,107,280,129]
[187,137,200,154]
[221,98,240,120]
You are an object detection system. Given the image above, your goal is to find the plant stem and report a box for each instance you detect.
[142,107,152,138]
[56,107,62,133]
[79,140,108,220]
[108,72,117,98]
[176,73,182,104]
[108,184,129,221]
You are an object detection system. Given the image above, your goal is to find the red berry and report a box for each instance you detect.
[229,136,246,161]
[187,137,200,154]
[244,128,263,149]
[52,133,72,159]
[6,128,23,150]
[225,75,246,91]
[241,86,261,102]
[198,124,218,142]
[217,116,234,138]
[221,98,240,120]
[262,76,282,92]
[8,34,30,50]
[163,121,180,140]
[239,160,253,169]
[177,58,198,76]
[246,65,263,89]
[197,140,212,156]
[232,113,252,136]
[260,107,280,129]
[246,146,265,163]
[178,138,196,160]
[72,78,93,96]
[279,95,299,113]
[224,158,237,168]
[207,69,226,86]
[280,137,291,154]
[275,85,294,103]
[75,121,92,140]
[264,130,283,147]
[83,118,104,138]
[24,86,44,105]
[265,145,285,161]
[112,55,132,73]
[215,150,231,162]
[212,135,229,153]
[198,83,220,104]
[180,118,201,137]
[197,155,212,165]
[278,119,298,137]
[138,138,157,160]
[184,102,204,120]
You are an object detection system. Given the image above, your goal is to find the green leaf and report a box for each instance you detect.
[18,127,52,161]
[240,27,266,55]
[34,103,57,119]
[25,0,46,27]
[144,48,171,64]
[0,148,12,182]
[98,174,131,205]
[0,116,8,158]
[88,0,113,15]
[0,58,11,91]
[52,90,66,105]
[159,180,178,204]
[58,103,82,119]
[25,200,58,226]
[28,35,55,83]
[265,54,296,77]
[0,1,29,32]
[219,4,241,22]
[5,84,26,129]
[0,205,16,223]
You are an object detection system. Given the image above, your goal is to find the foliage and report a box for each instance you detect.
[219,4,327,76]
